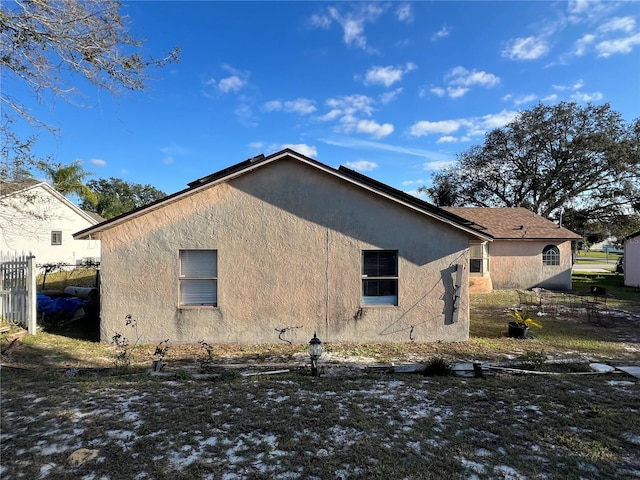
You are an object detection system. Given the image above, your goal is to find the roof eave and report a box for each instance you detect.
[74,148,493,241]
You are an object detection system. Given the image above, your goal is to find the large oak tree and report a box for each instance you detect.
[80,177,166,219]
[424,102,640,235]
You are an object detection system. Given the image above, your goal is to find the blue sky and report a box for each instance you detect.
[13,0,640,198]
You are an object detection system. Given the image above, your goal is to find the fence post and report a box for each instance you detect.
[27,255,37,334]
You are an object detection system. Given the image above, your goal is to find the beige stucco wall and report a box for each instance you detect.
[488,240,574,290]
[98,159,471,345]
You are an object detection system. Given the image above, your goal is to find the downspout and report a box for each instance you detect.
[325,228,330,333]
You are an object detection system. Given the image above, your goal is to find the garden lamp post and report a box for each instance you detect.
[308,332,322,376]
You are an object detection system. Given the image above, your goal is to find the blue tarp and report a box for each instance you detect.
[37,293,88,318]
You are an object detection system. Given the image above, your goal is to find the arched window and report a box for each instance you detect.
[542,245,560,266]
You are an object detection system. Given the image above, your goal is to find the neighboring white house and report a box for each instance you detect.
[0,180,101,265]
[623,231,640,288]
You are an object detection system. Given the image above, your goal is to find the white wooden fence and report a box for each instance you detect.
[0,252,37,334]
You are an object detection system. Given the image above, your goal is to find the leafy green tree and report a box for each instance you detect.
[559,208,640,246]
[80,177,166,219]
[423,103,640,227]
[38,160,98,206]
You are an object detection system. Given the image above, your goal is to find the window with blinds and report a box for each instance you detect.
[362,250,398,305]
[469,242,489,275]
[179,250,217,306]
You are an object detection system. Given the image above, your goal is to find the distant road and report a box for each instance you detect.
[573,255,617,273]
[573,264,614,273]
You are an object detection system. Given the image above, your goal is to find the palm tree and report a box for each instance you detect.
[38,160,98,206]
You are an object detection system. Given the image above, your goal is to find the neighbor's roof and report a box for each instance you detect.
[443,207,583,241]
[0,178,41,197]
[1,179,100,225]
[74,148,492,241]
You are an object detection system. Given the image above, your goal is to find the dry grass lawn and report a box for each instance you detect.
[1,274,639,479]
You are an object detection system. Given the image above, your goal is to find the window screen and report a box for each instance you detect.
[362,250,398,305]
[179,250,217,306]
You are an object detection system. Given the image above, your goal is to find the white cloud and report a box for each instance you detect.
[553,79,585,91]
[568,1,621,24]
[503,93,537,106]
[218,75,246,93]
[570,91,604,102]
[409,120,461,137]
[570,15,640,58]
[380,88,403,104]
[432,25,451,41]
[395,3,413,23]
[356,119,394,139]
[263,100,283,112]
[362,63,417,87]
[502,36,549,60]
[477,110,519,131]
[597,32,640,57]
[311,3,420,52]
[429,67,499,99]
[344,160,378,171]
[281,144,317,157]
[89,158,106,167]
[541,94,559,102]
[205,65,250,94]
[447,67,500,88]
[401,179,426,186]
[309,13,331,29]
[423,160,456,170]
[264,98,316,115]
[410,110,519,139]
[320,137,452,162]
[574,34,596,55]
[446,86,469,99]
[326,4,386,51]
[248,141,263,149]
[598,16,636,34]
[321,95,375,122]
[162,157,173,165]
[285,98,317,114]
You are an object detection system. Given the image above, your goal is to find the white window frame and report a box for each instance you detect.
[51,230,62,246]
[469,242,489,276]
[362,250,398,306]
[542,245,560,266]
[179,249,218,307]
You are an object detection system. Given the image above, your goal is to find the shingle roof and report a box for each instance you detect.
[0,178,41,197]
[74,149,492,241]
[443,207,583,240]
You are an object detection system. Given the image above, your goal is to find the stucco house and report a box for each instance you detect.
[444,207,582,292]
[75,149,491,345]
[0,180,101,265]
[623,231,640,288]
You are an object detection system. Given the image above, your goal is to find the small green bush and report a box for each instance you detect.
[423,357,454,376]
